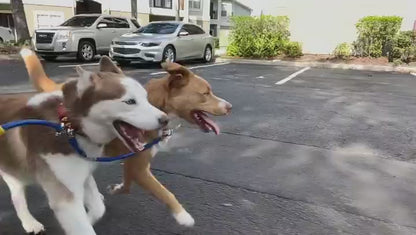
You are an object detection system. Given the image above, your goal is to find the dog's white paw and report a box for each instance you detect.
[173,210,195,227]
[22,219,45,234]
[107,183,129,195]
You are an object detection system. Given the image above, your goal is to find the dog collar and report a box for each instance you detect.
[56,103,87,138]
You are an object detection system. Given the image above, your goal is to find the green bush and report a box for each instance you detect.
[394,31,416,48]
[213,37,219,49]
[0,39,32,55]
[227,15,290,58]
[353,16,402,57]
[390,31,416,63]
[333,42,352,59]
[284,41,302,57]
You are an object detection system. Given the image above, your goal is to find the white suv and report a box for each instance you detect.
[33,14,140,61]
[0,26,14,43]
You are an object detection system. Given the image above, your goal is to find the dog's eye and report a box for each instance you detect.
[123,99,136,105]
[203,91,210,95]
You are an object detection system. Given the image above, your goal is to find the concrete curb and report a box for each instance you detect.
[0,53,21,60]
[216,58,416,74]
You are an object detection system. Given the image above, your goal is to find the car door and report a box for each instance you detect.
[186,25,207,58]
[95,17,118,52]
[174,25,195,59]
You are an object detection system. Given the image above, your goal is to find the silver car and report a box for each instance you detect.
[33,14,139,61]
[109,21,215,65]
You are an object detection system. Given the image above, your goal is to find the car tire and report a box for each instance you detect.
[202,45,213,63]
[77,40,96,62]
[116,60,131,66]
[162,45,176,63]
[41,55,57,61]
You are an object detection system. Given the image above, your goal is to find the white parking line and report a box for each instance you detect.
[149,71,168,75]
[150,62,229,75]
[275,67,311,85]
[59,63,99,68]
[411,72,416,77]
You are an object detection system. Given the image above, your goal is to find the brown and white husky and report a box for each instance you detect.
[0,49,167,234]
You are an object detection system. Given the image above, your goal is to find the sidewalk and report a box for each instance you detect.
[215,52,416,74]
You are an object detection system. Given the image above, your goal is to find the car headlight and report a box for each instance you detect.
[139,42,161,47]
[57,30,71,40]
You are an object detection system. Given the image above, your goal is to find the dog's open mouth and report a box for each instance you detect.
[191,111,220,135]
[113,120,146,152]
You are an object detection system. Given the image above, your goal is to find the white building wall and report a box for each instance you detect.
[275,0,416,54]
[137,0,150,14]
[108,0,131,12]
[232,3,250,17]
[22,0,73,7]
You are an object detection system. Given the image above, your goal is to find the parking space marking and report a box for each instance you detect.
[411,73,416,77]
[150,62,230,75]
[275,67,310,85]
[58,63,99,68]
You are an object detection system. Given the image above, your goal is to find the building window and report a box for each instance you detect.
[189,0,201,10]
[153,0,172,9]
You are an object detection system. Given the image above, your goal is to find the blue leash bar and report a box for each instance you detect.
[0,119,165,162]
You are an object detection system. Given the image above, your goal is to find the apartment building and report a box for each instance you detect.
[209,0,251,47]
[0,0,211,36]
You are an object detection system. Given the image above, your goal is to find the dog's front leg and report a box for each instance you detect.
[135,167,195,227]
[129,150,195,227]
[84,175,106,225]
[41,182,96,235]
[1,172,45,234]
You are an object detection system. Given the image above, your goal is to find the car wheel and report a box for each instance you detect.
[203,45,213,63]
[41,55,57,61]
[116,60,131,66]
[77,40,96,62]
[162,45,176,63]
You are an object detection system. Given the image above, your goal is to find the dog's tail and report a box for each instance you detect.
[20,48,62,92]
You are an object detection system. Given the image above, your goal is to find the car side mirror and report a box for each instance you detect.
[178,31,189,37]
[97,23,108,29]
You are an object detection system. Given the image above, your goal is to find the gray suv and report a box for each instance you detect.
[33,14,140,61]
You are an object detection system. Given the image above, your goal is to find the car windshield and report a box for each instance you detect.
[61,16,98,27]
[135,23,178,34]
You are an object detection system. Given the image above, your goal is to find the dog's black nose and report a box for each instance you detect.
[158,116,169,126]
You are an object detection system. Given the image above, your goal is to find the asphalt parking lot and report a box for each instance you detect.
[2,58,416,234]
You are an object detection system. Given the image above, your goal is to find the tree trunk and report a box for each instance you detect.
[10,0,30,42]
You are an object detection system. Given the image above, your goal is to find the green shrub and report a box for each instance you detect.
[389,31,416,63]
[0,39,32,55]
[213,37,219,49]
[353,16,402,57]
[393,58,403,66]
[227,15,290,58]
[394,31,416,48]
[333,42,352,59]
[284,41,302,57]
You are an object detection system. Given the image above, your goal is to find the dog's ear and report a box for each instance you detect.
[76,66,99,96]
[99,56,123,74]
[162,62,190,88]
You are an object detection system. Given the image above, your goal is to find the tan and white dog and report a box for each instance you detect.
[22,50,232,227]
[0,50,167,235]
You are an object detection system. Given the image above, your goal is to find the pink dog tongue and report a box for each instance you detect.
[202,115,220,135]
